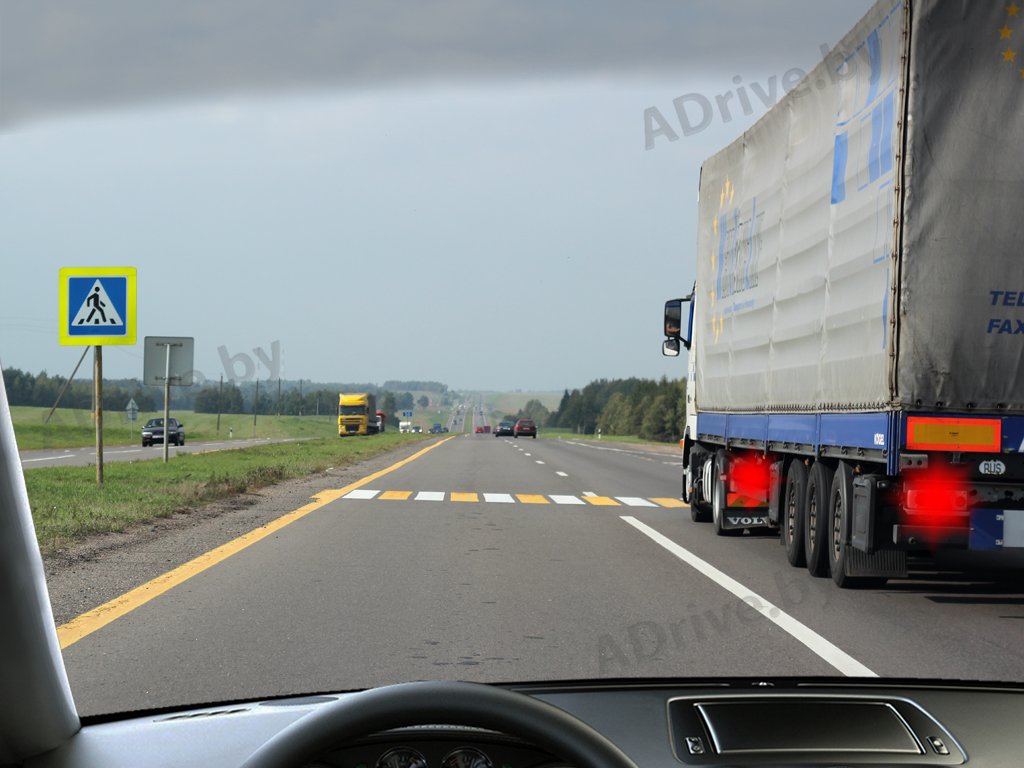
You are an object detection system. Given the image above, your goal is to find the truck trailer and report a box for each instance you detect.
[662,0,1024,587]
[338,393,378,436]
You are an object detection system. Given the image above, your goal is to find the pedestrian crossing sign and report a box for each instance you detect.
[58,267,137,346]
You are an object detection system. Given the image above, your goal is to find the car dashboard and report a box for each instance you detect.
[25,679,1024,768]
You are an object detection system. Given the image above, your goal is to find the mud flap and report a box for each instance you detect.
[842,546,907,578]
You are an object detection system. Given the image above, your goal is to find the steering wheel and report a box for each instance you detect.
[239,681,640,768]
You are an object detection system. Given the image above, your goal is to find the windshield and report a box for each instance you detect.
[4,0,1024,720]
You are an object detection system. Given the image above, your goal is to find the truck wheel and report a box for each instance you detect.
[687,451,711,522]
[711,450,735,536]
[782,460,807,567]
[829,462,887,588]
[804,461,835,577]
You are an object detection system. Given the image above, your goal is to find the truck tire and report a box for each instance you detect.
[829,462,887,589]
[782,460,807,567]
[711,450,735,536]
[688,450,711,522]
[804,460,835,577]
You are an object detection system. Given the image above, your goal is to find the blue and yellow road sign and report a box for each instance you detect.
[58,267,137,346]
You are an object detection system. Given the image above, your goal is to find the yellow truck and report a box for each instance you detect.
[338,393,378,436]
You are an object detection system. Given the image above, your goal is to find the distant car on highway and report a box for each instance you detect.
[141,417,185,447]
[513,418,537,439]
[412,425,422,433]
[494,421,514,437]
[429,423,444,434]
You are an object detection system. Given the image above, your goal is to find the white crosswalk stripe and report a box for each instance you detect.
[616,497,657,507]
[344,489,380,499]
[549,495,585,505]
[482,493,515,503]
[415,491,445,501]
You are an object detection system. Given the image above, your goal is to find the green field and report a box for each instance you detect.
[24,431,436,553]
[12,406,343,450]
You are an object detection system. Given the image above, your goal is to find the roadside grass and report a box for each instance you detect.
[12,406,339,450]
[24,432,434,553]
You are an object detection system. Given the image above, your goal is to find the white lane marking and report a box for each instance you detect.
[415,491,446,501]
[563,440,679,460]
[620,516,876,678]
[22,455,76,464]
[107,449,142,455]
[344,489,380,500]
[616,497,656,507]
[483,493,515,504]
[582,491,597,497]
[550,495,585,505]
[556,471,568,477]
[535,460,545,465]
[525,453,531,456]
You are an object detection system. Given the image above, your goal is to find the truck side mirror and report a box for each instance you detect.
[663,297,693,351]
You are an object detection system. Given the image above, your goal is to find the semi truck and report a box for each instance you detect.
[662,0,1024,587]
[338,393,378,436]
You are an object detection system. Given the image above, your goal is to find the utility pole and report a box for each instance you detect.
[277,377,282,416]
[216,374,223,433]
[253,378,259,438]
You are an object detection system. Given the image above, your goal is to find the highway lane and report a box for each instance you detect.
[58,433,1024,715]
[19,436,315,468]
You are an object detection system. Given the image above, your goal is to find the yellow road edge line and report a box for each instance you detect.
[515,494,550,504]
[450,492,479,502]
[583,496,620,506]
[651,497,688,508]
[57,435,458,649]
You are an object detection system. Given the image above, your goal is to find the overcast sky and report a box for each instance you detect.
[0,1,874,392]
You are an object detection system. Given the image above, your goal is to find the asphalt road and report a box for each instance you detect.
[20,436,314,468]
[58,434,1024,715]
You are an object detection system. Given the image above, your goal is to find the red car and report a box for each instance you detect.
[513,418,537,439]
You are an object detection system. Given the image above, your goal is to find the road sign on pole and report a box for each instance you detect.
[58,266,137,486]
[58,267,137,346]
[402,410,413,418]
[143,337,195,463]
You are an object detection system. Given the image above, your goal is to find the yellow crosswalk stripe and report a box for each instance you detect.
[652,497,687,508]
[450,492,479,502]
[583,496,620,506]
[515,494,550,504]
[379,490,414,500]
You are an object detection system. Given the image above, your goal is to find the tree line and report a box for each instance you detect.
[501,377,687,443]
[2,367,158,412]
[2,367,458,420]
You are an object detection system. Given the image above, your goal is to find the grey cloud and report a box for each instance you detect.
[0,0,873,127]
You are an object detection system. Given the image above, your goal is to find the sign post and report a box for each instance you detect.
[125,397,139,437]
[58,267,137,486]
[143,336,195,463]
